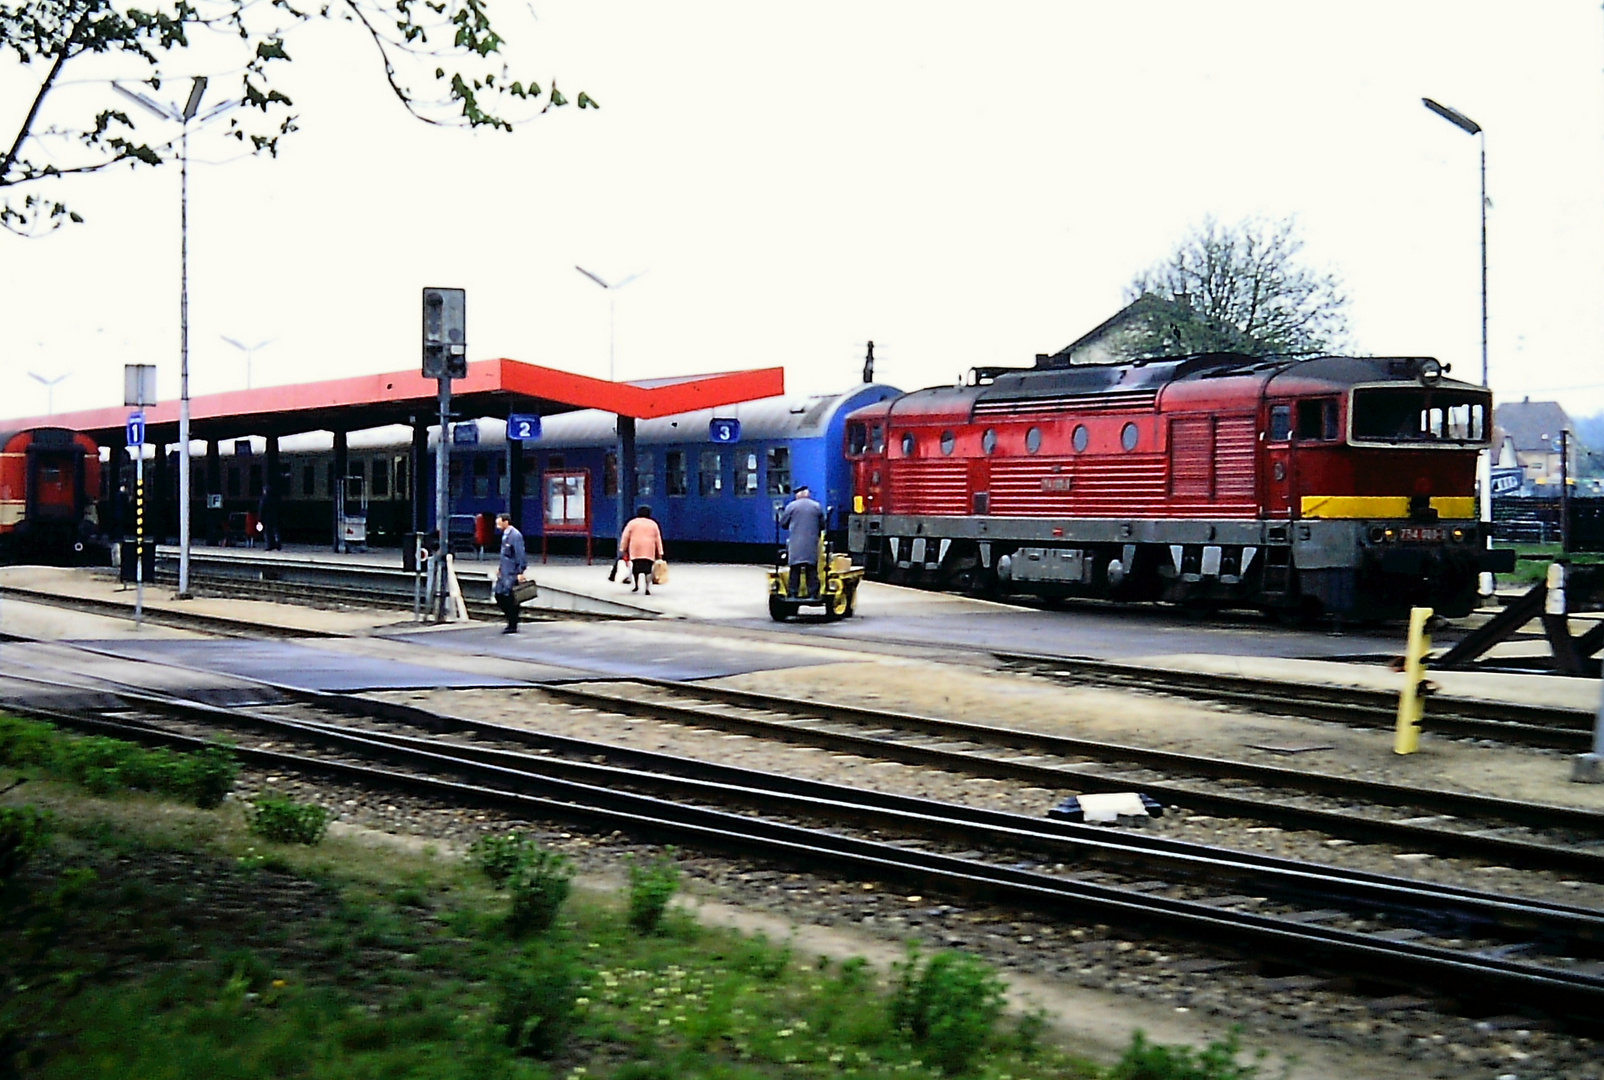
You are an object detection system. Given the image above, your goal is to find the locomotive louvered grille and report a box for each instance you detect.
[973,390,1159,417]
[1214,415,1257,501]
[888,460,968,514]
[1071,458,1168,514]
[1170,417,1213,497]
[989,459,1069,515]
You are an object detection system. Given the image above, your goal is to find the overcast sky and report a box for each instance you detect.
[5,1,1604,426]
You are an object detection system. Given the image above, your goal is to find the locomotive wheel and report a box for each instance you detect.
[768,595,796,621]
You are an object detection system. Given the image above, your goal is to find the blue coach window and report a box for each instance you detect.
[699,450,724,496]
[636,452,654,498]
[766,447,791,495]
[666,451,688,496]
[740,451,759,495]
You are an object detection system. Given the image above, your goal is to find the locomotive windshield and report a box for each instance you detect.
[1350,387,1489,446]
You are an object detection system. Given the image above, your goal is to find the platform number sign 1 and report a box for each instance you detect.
[507,413,542,442]
[126,411,146,447]
[709,418,741,445]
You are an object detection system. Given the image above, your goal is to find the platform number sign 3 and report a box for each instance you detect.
[507,413,542,442]
[709,418,741,445]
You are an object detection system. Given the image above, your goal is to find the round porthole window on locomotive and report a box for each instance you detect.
[1025,427,1042,454]
[940,430,956,455]
[1121,422,1139,451]
[901,432,916,456]
[1072,425,1089,453]
[981,428,998,454]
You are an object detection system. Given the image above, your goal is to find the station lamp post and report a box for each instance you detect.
[27,371,68,414]
[113,77,237,599]
[575,265,646,541]
[221,336,273,390]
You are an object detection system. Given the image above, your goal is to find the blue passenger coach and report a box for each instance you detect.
[207,383,898,559]
[475,383,900,558]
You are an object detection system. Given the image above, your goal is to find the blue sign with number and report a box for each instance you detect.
[709,418,741,444]
[507,413,542,442]
[452,421,479,446]
[126,412,145,447]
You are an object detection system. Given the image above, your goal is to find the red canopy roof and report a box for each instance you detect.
[9,359,785,445]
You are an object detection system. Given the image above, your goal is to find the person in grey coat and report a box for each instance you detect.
[492,511,528,634]
[779,485,826,598]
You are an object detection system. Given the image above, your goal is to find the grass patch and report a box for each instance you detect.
[1,718,1280,1080]
[1494,543,1604,585]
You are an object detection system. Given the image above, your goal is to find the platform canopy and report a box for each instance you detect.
[12,359,786,445]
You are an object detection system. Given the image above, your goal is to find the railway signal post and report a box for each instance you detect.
[124,365,157,627]
[422,288,467,623]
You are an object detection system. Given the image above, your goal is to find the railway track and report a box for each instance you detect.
[528,678,1604,877]
[995,651,1599,751]
[6,668,1604,1028]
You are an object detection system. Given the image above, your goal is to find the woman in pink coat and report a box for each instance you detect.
[618,505,665,595]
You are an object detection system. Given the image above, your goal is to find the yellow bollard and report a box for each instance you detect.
[1394,606,1433,755]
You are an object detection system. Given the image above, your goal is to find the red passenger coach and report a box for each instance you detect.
[846,353,1509,620]
[0,427,106,563]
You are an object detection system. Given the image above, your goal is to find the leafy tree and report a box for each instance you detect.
[1,0,596,234]
[1124,215,1350,357]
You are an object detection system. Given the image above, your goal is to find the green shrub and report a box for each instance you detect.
[494,947,584,1057]
[249,793,329,845]
[507,848,573,935]
[183,746,239,809]
[1109,1029,1274,1080]
[0,804,51,877]
[470,830,536,887]
[0,716,236,808]
[889,944,1006,1075]
[625,849,679,935]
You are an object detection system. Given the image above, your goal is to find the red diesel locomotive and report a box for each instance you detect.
[844,353,1509,620]
[0,426,105,563]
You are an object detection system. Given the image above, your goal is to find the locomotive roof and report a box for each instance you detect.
[876,353,1485,420]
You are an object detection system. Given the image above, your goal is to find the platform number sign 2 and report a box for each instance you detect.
[507,413,542,442]
[709,418,741,444]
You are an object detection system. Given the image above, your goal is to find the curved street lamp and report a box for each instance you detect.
[221,335,273,390]
[1422,97,1486,388]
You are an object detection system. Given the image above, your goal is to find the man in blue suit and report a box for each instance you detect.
[493,511,527,634]
[779,485,825,599]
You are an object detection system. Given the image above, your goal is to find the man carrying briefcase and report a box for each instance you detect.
[492,511,530,634]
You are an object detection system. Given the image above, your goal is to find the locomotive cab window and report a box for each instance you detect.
[1352,388,1489,445]
[847,423,868,456]
[870,424,885,454]
[1296,399,1340,441]
[1268,405,1293,442]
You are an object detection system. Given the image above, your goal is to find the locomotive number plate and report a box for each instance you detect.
[1397,526,1446,542]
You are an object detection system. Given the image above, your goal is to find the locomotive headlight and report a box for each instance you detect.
[1418,358,1443,382]
[1383,527,1397,542]
[1368,526,1386,543]
[1451,528,1466,542]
